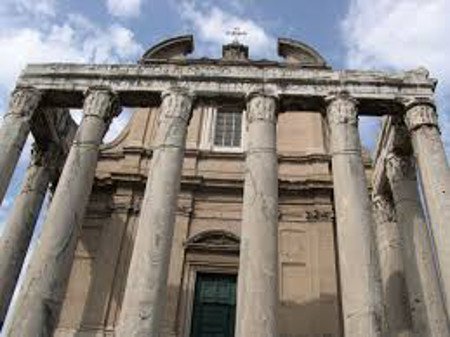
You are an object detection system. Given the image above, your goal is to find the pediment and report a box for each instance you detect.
[140,35,194,63]
[278,37,328,68]
[185,230,240,252]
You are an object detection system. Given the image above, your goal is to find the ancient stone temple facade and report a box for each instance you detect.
[0,35,449,337]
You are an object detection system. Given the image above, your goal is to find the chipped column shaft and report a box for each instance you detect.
[327,91,382,337]
[116,88,194,337]
[3,88,120,337]
[235,92,279,337]
[403,100,450,316]
[0,87,41,205]
[0,144,51,326]
[386,149,450,337]
[372,193,412,337]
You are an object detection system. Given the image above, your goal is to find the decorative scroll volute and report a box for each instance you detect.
[7,86,42,118]
[404,101,438,132]
[160,88,194,123]
[83,87,121,124]
[326,91,358,126]
[246,91,278,124]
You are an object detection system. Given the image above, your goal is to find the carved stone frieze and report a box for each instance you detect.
[160,88,194,123]
[372,194,396,224]
[83,87,121,124]
[246,92,278,124]
[404,102,438,132]
[326,91,358,126]
[385,152,415,183]
[6,86,41,119]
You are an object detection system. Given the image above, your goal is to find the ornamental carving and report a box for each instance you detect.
[246,93,277,124]
[83,88,121,124]
[372,194,396,223]
[7,87,41,119]
[160,88,194,123]
[404,103,438,132]
[326,92,358,126]
[385,152,415,183]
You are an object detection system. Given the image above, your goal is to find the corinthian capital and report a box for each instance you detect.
[160,87,194,123]
[403,99,438,132]
[326,91,358,126]
[7,86,42,119]
[83,87,121,124]
[246,91,278,124]
[385,152,415,183]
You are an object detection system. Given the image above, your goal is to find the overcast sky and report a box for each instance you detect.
[0,0,449,226]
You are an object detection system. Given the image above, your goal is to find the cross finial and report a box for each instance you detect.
[226,27,247,44]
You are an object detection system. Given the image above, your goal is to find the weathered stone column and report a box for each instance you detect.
[403,99,450,315]
[235,92,279,337]
[372,193,412,337]
[3,88,120,337]
[327,91,382,337]
[386,150,450,337]
[0,87,41,205]
[116,88,194,337]
[0,144,52,326]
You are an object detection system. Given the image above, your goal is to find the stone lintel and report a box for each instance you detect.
[18,63,435,115]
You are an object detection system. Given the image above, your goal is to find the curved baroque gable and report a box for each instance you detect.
[278,37,329,68]
[185,230,240,252]
[140,35,194,63]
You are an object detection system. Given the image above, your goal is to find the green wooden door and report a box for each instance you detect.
[190,273,237,337]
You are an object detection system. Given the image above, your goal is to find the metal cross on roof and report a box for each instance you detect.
[226,27,248,44]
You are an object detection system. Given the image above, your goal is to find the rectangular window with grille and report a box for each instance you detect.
[213,109,242,148]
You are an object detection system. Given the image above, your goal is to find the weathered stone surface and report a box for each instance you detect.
[3,88,119,337]
[327,91,382,337]
[0,86,41,204]
[386,150,449,337]
[403,101,450,318]
[235,92,279,337]
[372,193,412,337]
[116,88,194,337]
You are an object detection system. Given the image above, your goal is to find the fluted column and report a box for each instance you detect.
[235,92,278,337]
[403,99,450,315]
[116,88,194,337]
[372,193,412,337]
[0,144,53,326]
[0,87,41,204]
[4,88,120,337]
[386,150,449,337]
[327,91,382,337]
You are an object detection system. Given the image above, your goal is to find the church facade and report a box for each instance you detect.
[0,35,449,337]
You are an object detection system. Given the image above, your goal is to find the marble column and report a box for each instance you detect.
[0,144,53,326]
[327,91,382,337]
[386,150,450,337]
[3,88,120,337]
[372,193,412,337]
[235,92,279,337]
[0,87,41,205]
[403,99,450,315]
[116,88,194,337]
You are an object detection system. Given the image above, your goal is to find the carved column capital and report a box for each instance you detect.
[160,87,194,123]
[83,87,121,124]
[246,91,278,124]
[6,86,42,119]
[402,98,438,132]
[326,91,358,126]
[385,152,415,183]
[372,193,396,224]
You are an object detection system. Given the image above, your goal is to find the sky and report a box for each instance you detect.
[0,0,449,228]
